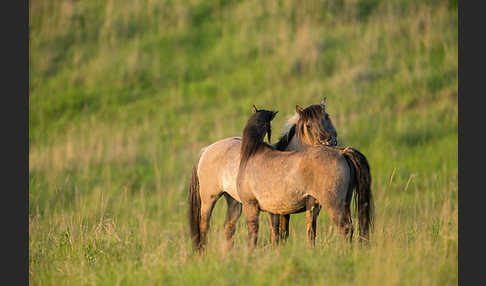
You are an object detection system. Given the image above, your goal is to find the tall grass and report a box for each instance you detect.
[30,0,457,285]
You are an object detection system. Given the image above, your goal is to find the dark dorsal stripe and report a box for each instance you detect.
[272,124,296,151]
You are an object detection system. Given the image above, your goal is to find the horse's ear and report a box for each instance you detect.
[321,97,327,108]
[252,105,258,113]
[296,105,304,115]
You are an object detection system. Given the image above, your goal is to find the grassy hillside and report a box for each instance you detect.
[29,0,457,285]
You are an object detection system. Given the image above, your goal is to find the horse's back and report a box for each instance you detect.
[308,145,348,165]
[197,137,242,202]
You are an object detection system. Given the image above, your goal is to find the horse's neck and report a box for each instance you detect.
[284,134,305,151]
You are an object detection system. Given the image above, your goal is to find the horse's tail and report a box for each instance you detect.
[341,147,374,241]
[188,152,202,252]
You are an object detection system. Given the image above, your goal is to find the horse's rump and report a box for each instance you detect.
[197,137,242,202]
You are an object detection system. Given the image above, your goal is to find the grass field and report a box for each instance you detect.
[29,0,457,285]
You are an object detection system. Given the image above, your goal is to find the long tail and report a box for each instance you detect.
[341,147,374,241]
[188,153,202,251]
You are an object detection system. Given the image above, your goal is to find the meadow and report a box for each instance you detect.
[29,0,457,285]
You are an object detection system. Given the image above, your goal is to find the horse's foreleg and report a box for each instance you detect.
[266,213,273,242]
[243,202,260,251]
[223,193,242,249]
[279,214,290,242]
[269,213,280,247]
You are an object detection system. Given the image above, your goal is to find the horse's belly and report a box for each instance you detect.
[257,192,307,215]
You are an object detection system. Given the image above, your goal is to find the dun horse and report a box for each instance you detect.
[188,99,338,251]
[237,106,373,249]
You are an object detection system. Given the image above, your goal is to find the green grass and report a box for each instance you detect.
[30,0,457,285]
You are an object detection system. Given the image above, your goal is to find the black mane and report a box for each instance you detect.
[272,124,296,151]
[240,109,276,168]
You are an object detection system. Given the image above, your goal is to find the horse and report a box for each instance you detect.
[188,99,338,252]
[236,106,373,250]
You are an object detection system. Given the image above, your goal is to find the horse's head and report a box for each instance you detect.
[295,98,338,146]
[249,105,278,143]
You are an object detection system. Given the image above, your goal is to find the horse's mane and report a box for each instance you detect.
[240,113,271,168]
[271,113,300,151]
[286,113,300,126]
[272,125,296,151]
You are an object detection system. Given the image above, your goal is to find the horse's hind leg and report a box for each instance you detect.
[279,214,290,242]
[306,196,321,247]
[223,193,242,249]
[268,214,289,243]
[243,202,260,251]
[199,194,221,249]
[327,206,353,244]
[318,181,354,244]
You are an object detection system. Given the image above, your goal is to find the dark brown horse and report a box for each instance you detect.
[237,106,373,250]
[188,100,338,251]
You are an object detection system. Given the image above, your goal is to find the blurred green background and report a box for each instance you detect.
[29,0,457,285]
